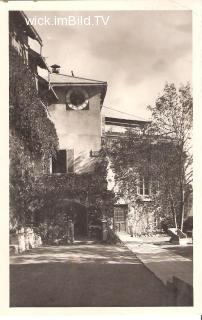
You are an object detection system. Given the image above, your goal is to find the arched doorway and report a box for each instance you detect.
[57,199,88,240]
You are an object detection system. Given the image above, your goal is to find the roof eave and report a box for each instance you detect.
[29,48,50,71]
[50,80,107,109]
[100,84,107,109]
[38,75,59,102]
[20,11,43,46]
[50,82,107,86]
[105,116,151,125]
[50,85,59,101]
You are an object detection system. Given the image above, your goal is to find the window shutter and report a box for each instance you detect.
[67,149,74,173]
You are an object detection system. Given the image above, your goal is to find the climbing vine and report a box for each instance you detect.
[35,149,114,224]
[106,124,191,233]
[9,46,59,228]
[9,47,58,158]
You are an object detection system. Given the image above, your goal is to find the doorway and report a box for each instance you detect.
[113,204,128,232]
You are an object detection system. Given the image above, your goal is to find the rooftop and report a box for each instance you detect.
[105,116,150,127]
[49,73,107,86]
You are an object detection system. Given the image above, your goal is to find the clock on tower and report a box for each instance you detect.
[66,88,89,110]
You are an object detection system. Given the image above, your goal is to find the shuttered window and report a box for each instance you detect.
[52,149,67,173]
[51,149,74,173]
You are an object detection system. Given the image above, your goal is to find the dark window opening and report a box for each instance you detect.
[52,149,74,173]
[52,150,67,173]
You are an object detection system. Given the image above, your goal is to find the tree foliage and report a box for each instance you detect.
[148,83,193,230]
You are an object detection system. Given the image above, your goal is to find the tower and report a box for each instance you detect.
[48,68,107,174]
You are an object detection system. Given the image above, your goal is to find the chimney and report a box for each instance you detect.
[51,64,60,74]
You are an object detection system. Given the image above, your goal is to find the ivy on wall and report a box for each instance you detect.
[106,128,190,233]
[34,149,115,225]
[9,46,59,228]
[9,47,59,158]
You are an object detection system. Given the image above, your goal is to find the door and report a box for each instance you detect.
[113,205,128,232]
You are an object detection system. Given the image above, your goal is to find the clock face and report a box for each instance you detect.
[66,88,89,110]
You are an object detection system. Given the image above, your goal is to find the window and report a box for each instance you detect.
[52,149,67,173]
[90,150,100,157]
[114,207,127,222]
[115,211,125,222]
[137,177,151,196]
[114,210,125,222]
[51,149,74,173]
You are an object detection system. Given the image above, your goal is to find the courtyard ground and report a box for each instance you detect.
[136,234,193,260]
[117,232,193,300]
[10,241,175,307]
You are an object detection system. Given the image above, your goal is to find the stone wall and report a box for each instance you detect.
[167,276,193,306]
[10,227,42,255]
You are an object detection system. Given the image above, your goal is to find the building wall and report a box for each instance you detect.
[104,123,161,235]
[105,124,127,133]
[49,85,102,173]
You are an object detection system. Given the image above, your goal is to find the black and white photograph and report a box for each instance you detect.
[7,4,195,309]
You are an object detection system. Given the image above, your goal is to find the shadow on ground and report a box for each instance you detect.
[10,243,142,265]
[10,243,175,307]
[154,242,193,260]
[162,245,193,259]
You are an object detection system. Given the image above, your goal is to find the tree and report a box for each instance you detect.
[148,82,193,230]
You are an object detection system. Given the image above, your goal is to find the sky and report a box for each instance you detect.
[26,10,192,120]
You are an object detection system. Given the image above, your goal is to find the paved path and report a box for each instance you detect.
[117,233,193,287]
[10,241,174,307]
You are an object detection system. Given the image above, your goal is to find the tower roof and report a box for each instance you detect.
[47,72,107,107]
[49,72,107,86]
